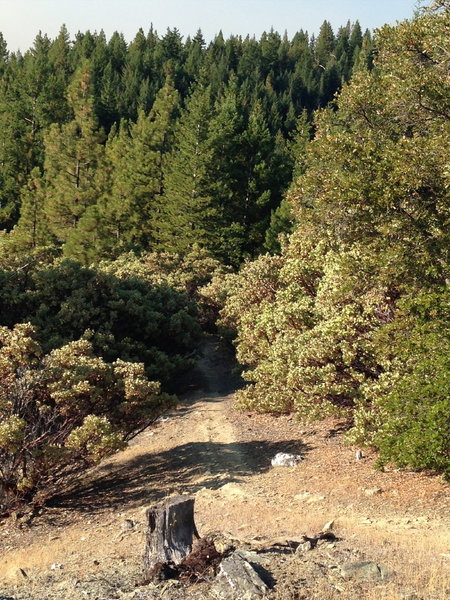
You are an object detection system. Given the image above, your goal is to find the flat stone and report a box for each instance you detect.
[234,549,271,566]
[214,553,268,599]
[341,561,389,581]
[321,520,334,532]
[295,540,313,553]
[364,488,383,496]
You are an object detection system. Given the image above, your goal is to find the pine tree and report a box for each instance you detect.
[207,78,246,264]
[0,33,8,78]
[158,83,216,254]
[43,62,104,244]
[237,99,275,257]
[116,76,180,251]
[72,76,180,261]
[5,167,54,253]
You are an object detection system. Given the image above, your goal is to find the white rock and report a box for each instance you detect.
[364,488,382,496]
[156,415,170,423]
[271,452,303,467]
[322,520,334,532]
[294,492,311,500]
[50,563,64,570]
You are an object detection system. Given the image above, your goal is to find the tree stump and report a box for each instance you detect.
[143,495,200,581]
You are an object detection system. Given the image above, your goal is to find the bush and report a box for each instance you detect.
[98,245,229,329]
[0,258,203,387]
[349,289,450,477]
[0,323,174,511]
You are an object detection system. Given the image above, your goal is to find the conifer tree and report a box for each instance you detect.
[158,83,216,254]
[206,78,246,264]
[6,168,53,253]
[43,62,104,244]
[114,76,180,251]
[237,99,275,257]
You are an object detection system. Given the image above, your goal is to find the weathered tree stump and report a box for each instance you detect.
[143,495,200,581]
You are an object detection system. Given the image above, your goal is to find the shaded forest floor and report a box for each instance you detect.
[0,336,448,599]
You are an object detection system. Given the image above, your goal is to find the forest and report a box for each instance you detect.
[0,0,448,512]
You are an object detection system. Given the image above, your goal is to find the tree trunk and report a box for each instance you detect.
[143,495,199,581]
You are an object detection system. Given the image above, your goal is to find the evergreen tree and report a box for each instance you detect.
[109,76,180,252]
[43,62,104,244]
[4,168,53,253]
[158,83,216,254]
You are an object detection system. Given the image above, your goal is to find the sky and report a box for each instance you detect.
[1,0,421,53]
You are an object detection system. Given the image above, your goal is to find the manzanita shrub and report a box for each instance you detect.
[0,323,173,512]
[210,3,450,477]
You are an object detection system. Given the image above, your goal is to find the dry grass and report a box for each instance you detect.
[338,519,449,600]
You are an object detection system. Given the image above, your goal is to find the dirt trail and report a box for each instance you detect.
[0,336,449,599]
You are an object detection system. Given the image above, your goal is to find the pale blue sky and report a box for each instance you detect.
[1,0,421,53]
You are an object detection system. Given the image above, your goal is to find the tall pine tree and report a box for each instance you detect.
[43,61,104,244]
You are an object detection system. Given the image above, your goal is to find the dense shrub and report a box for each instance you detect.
[0,258,203,386]
[349,290,450,477]
[213,3,450,476]
[98,245,229,329]
[0,323,173,511]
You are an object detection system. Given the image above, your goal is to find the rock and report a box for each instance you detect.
[295,540,313,553]
[364,488,383,496]
[50,563,64,570]
[321,520,334,532]
[341,561,389,581]
[122,518,136,530]
[213,553,268,599]
[156,415,170,423]
[293,491,325,503]
[355,450,363,460]
[306,495,325,503]
[271,452,303,467]
[234,549,271,567]
[294,492,311,500]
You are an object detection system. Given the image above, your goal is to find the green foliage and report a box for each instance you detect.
[0,323,173,510]
[157,82,217,254]
[83,77,180,260]
[217,4,449,476]
[0,19,368,260]
[349,290,450,477]
[263,198,293,254]
[0,257,202,386]
[98,245,228,328]
[43,62,104,245]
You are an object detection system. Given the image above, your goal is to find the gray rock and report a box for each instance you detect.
[295,540,313,553]
[321,519,334,532]
[122,518,136,531]
[234,549,271,566]
[213,553,268,599]
[341,561,389,581]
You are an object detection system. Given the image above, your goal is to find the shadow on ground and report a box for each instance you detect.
[48,438,311,516]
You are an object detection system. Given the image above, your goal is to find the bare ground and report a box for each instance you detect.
[0,336,449,599]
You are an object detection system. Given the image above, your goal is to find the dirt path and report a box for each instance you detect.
[0,336,449,599]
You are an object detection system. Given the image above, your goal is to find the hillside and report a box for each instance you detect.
[0,337,448,600]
